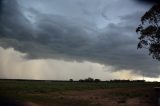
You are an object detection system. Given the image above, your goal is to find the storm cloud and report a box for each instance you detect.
[0,0,159,78]
[135,0,160,4]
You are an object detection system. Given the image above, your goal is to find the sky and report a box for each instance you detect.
[0,0,160,81]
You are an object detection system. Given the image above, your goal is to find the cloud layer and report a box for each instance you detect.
[0,47,120,80]
[0,0,160,78]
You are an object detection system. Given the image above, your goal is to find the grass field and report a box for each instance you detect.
[0,79,159,106]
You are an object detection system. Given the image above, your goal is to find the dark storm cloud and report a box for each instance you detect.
[0,0,34,40]
[135,0,160,4]
[0,0,93,59]
[0,0,2,13]
[0,0,160,77]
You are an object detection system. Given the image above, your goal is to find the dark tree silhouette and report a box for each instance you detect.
[136,4,160,60]
[94,79,101,82]
[69,79,73,82]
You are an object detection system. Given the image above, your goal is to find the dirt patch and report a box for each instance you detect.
[25,88,154,106]
[23,102,42,106]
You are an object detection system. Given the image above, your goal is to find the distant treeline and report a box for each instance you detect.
[70,78,145,83]
[107,79,145,83]
[0,78,146,83]
[78,77,101,82]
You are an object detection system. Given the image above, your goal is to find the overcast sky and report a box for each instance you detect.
[0,0,159,81]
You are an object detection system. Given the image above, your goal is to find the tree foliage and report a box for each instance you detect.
[136,4,160,60]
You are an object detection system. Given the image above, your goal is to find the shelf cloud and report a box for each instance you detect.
[0,0,159,79]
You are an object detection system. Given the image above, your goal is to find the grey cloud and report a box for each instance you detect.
[0,0,34,40]
[91,22,160,77]
[0,0,160,77]
[135,0,160,4]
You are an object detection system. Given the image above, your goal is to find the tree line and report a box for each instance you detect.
[69,78,145,83]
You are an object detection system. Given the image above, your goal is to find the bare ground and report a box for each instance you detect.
[23,88,154,106]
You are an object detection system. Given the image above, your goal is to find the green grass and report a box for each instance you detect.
[0,80,159,95]
[0,80,159,105]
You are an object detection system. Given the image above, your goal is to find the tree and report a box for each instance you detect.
[94,79,101,82]
[79,79,84,82]
[136,4,160,60]
[84,77,94,82]
[69,79,73,82]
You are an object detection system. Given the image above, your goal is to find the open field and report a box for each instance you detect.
[0,80,159,106]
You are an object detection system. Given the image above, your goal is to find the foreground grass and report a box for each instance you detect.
[0,80,159,106]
